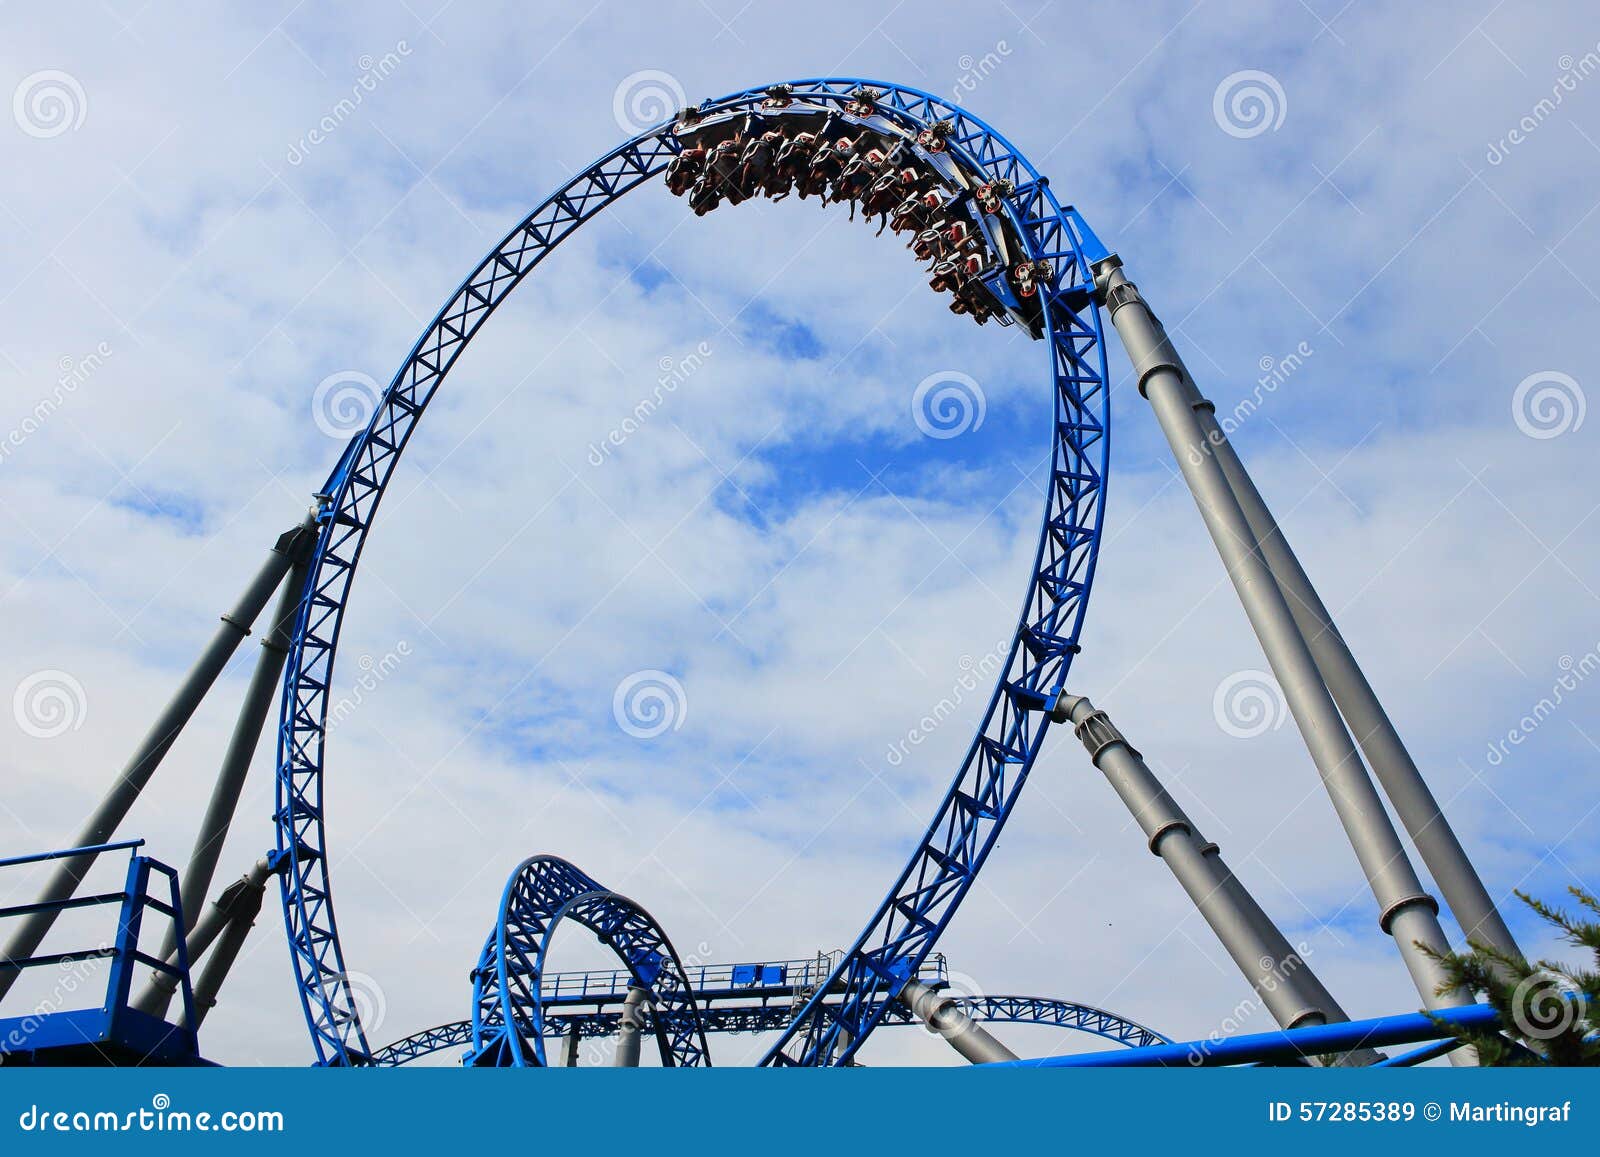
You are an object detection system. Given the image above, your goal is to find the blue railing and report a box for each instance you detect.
[539,951,949,1005]
[0,841,200,1063]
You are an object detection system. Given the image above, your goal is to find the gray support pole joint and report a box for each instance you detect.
[898,978,1019,1064]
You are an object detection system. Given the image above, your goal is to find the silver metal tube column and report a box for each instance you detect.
[1095,260,1465,1013]
[1056,693,1351,1032]
[1192,406,1518,959]
[560,1021,582,1067]
[186,867,271,1030]
[143,552,312,1019]
[0,518,313,1004]
[613,984,649,1067]
[898,978,1019,1064]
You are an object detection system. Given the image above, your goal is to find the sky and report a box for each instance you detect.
[1,0,1597,1067]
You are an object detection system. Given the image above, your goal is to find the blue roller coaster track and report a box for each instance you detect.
[375,993,1170,1066]
[273,77,1112,1066]
[466,856,709,1067]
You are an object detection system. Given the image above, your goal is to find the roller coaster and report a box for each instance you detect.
[0,78,1535,1069]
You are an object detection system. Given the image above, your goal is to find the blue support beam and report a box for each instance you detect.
[988,1005,1503,1068]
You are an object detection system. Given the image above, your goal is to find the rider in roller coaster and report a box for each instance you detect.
[662,89,1075,330]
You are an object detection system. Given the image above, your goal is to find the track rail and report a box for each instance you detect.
[275,77,1110,1065]
[376,994,1167,1066]
[466,856,708,1067]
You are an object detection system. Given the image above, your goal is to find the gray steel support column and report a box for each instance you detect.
[560,1021,582,1067]
[143,552,312,1020]
[1055,694,1348,1031]
[1095,261,1465,1014]
[136,858,274,1017]
[899,978,1019,1064]
[0,516,315,1005]
[1190,402,1519,959]
[185,867,270,1030]
[613,984,649,1067]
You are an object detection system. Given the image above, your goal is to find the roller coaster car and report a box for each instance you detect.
[668,103,1043,334]
[665,146,705,197]
[708,139,748,205]
[798,136,853,200]
[844,87,882,118]
[737,130,785,199]
[916,119,955,152]
[1011,259,1052,299]
[975,179,1014,215]
[912,224,949,262]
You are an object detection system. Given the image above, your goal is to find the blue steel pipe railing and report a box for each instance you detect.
[0,841,198,1046]
[537,952,948,1005]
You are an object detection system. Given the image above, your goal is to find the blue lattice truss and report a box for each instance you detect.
[466,856,709,1068]
[275,77,1111,1066]
[376,992,1167,1066]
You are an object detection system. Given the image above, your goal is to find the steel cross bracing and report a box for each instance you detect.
[275,77,1110,1065]
[374,994,1168,1066]
[466,856,709,1068]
